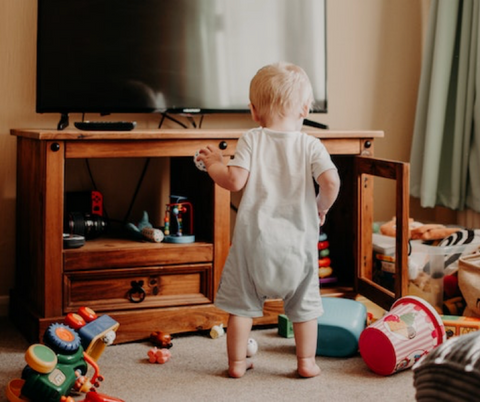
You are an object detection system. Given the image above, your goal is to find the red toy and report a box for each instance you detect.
[79,391,125,402]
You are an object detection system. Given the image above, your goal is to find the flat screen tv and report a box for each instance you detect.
[36,0,327,125]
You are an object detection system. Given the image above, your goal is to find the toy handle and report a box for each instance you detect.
[82,352,104,388]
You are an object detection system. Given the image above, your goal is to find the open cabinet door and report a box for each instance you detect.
[355,156,410,311]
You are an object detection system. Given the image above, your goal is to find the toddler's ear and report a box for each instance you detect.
[300,103,310,118]
[249,103,261,123]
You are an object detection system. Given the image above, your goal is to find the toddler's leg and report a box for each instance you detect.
[226,314,253,378]
[293,319,321,378]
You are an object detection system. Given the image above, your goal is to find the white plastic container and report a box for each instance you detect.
[372,233,480,313]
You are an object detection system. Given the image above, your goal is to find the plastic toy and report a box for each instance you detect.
[210,324,225,339]
[316,297,367,358]
[246,338,258,357]
[147,347,171,364]
[441,315,480,339]
[193,150,207,172]
[78,392,125,402]
[163,196,195,243]
[6,323,104,401]
[318,232,337,284]
[5,308,121,402]
[125,211,164,243]
[278,314,294,338]
[65,307,119,362]
[150,331,173,349]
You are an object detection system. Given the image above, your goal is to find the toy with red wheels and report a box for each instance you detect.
[65,307,119,361]
[5,322,104,402]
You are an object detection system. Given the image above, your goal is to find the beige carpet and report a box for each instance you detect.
[0,317,416,402]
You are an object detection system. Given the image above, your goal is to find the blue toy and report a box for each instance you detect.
[126,211,164,243]
[316,297,367,357]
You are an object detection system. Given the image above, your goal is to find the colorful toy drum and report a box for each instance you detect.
[359,295,446,375]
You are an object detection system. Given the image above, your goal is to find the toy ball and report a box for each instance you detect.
[193,150,207,172]
[246,338,258,357]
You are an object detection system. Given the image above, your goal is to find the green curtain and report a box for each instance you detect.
[410,0,480,212]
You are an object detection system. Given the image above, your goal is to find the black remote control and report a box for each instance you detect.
[74,121,136,131]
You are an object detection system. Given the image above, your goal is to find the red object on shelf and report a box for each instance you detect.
[317,240,330,250]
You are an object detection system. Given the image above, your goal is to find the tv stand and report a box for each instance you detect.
[10,127,410,344]
[303,118,328,130]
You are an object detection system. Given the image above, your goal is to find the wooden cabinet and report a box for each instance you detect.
[10,128,409,343]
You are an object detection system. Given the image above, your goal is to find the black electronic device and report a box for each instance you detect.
[65,191,103,217]
[74,121,136,131]
[36,0,327,121]
[64,191,107,239]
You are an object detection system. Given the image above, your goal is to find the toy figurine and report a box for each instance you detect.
[126,211,164,243]
[148,347,171,364]
[210,324,225,339]
[163,196,195,243]
[150,331,173,349]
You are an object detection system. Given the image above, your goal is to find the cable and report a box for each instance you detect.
[158,112,188,129]
[122,158,151,224]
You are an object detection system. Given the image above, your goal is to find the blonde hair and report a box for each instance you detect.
[249,62,314,121]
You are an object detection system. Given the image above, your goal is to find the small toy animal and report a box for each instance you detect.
[150,331,173,348]
[148,347,171,364]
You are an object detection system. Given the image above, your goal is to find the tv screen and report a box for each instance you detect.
[36,0,327,116]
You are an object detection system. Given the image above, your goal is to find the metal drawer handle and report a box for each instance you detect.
[128,280,146,303]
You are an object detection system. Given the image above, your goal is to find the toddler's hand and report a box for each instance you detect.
[196,145,224,171]
[318,210,328,226]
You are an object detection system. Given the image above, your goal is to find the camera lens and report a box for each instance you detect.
[66,212,107,239]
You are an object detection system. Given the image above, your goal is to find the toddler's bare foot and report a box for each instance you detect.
[297,357,321,378]
[228,358,254,378]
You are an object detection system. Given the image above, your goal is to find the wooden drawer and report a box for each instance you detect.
[63,239,213,271]
[64,263,212,313]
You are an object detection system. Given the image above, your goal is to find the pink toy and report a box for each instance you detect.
[148,347,171,364]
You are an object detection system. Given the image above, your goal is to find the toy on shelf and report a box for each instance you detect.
[318,231,337,285]
[125,211,164,243]
[147,347,171,364]
[150,331,173,349]
[163,195,195,243]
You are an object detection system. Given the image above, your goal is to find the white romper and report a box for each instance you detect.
[214,127,337,323]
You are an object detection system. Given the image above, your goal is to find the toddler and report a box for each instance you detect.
[197,62,340,378]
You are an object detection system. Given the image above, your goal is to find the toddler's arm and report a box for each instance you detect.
[197,145,249,192]
[316,169,340,226]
